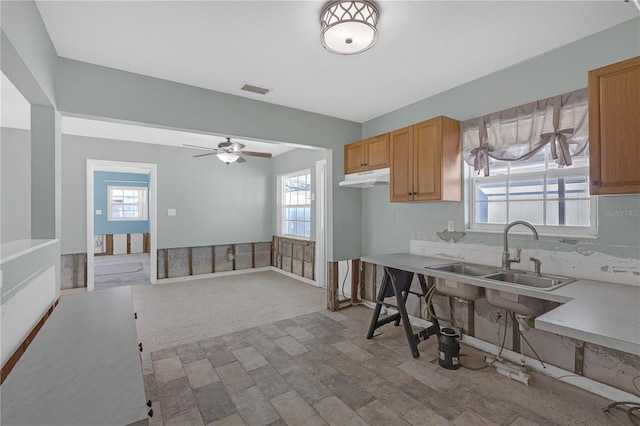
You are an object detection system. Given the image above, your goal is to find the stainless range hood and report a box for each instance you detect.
[338,167,390,188]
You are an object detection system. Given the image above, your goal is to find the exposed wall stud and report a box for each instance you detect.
[72,253,78,287]
[164,249,169,278]
[211,246,216,273]
[351,259,360,303]
[188,248,193,275]
[127,234,131,254]
[143,233,150,253]
[232,245,236,270]
[328,261,339,311]
[575,342,585,375]
[106,234,114,255]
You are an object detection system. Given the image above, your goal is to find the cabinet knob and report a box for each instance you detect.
[591,180,599,186]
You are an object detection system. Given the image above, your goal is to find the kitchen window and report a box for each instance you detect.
[108,186,148,221]
[468,145,596,236]
[463,88,596,237]
[279,170,311,239]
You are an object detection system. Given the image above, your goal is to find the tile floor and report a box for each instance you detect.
[141,306,619,426]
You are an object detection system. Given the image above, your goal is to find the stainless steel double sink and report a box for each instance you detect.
[425,262,575,316]
[426,262,575,291]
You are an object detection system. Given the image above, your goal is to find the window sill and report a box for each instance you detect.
[465,228,599,240]
[278,234,311,242]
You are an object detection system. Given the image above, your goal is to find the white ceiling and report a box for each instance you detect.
[4,2,637,156]
[35,1,638,124]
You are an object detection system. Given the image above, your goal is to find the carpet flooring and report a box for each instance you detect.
[132,271,327,359]
[94,253,151,290]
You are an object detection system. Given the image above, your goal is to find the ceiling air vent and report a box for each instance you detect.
[241,83,270,95]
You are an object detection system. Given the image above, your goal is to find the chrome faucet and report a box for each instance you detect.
[502,221,539,270]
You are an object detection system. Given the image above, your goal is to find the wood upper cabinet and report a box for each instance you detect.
[588,56,640,195]
[344,134,390,174]
[390,116,461,202]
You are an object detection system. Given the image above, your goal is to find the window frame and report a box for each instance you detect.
[467,152,598,237]
[278,169,312,240]
[107,185,149,222]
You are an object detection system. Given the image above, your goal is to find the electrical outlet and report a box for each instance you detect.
[447,220,455,232]
[168,209,176,216]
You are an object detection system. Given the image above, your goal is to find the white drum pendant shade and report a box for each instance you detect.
[320,1,379,55]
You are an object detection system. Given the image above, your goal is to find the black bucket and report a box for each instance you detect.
[438,328,460,370]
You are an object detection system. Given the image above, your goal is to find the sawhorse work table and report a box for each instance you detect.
[366,266,440,358]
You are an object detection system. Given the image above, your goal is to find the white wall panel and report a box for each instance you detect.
[1,265,56,365]
[112,234,127,255]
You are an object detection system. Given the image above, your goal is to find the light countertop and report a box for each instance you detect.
[0,238,58,264]
[1,286,148,426]
[361,253,640,355]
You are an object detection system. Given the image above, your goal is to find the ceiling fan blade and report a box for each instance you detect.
[184,143,217,151]
[193,152,217,158]
[236,156,247,163]
[229,142,246,151]
[241,150,272,158]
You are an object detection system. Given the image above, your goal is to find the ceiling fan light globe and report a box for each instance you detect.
[217,152,239,164]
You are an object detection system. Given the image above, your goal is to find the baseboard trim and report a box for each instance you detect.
[270,267,318,287]
[156,267,272,285]
[156,266,320,288]
[1,298,59,384]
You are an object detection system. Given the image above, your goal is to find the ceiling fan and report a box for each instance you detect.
[184,137,272,164]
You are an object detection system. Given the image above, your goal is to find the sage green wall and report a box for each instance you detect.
[1,0,61,300]
[272,147,329,241]
[61,135,274,254]
[361,18,640,258]
[1,128,31,243]
[56,59,362,261]
[1,1,57,107]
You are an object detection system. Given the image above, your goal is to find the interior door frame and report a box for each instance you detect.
[315,159,328,288]
[86,159,157,291]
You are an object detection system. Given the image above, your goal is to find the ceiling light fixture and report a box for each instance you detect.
[320,1,379,55]
[217,152,239,164]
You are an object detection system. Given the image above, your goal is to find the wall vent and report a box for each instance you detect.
[241,83,270,95]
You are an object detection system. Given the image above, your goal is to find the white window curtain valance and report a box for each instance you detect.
[462,88,589,176]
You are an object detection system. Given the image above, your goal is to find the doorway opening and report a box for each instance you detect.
[86,160,157,291]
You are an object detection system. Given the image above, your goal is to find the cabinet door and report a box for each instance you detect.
[365,134,390,170]
[344,141,365,174]
[390,126,413,202]
[589,56,640,195]
[413,118,441,201]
